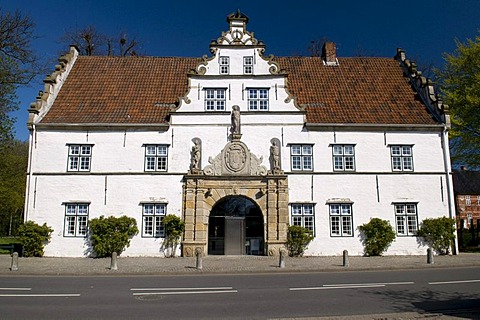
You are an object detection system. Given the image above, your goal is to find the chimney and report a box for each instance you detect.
[322,42,337,65]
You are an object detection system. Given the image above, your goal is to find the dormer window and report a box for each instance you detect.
[205,88,226,111]
[244,56,253,74]
[247,88,268,110]
[219,56,229,74]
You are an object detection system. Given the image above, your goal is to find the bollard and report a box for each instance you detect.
[343,250,349,267]
[195,248,203,270]
[427,248,434,264]
[279,249,286,268]
[10,252,18,271]
[110,252,118,270]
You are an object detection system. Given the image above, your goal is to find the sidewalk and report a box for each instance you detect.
[1,253,479,275]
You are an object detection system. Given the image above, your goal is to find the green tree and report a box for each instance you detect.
[417,217,456,255]
[0,8,40,143]
[162,214,185,257]
[436,33,480,168]
[18,221,53,257]
[0,140,28,236]
[286,225,314,257]
[88,215,138,257]
[358,218,396,256]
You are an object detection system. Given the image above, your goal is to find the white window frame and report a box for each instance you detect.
[466,195,471,206]
[394,203,418,236]
[247,88,269,111]
[67,144,92,172]
[142,203,167,238]
[64,203,89,237]
[290,144,313,171]
[290,203,315,234]
[390,145,413,172]
[329,203,353,237]
[332,144,355,171]
[204,88,226,111]
[144,145,168,172]
[219,56,229,74]
[243,56,253,74]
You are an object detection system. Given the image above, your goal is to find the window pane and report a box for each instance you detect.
[344,145,354,155]
[303,205,313,215]
[69,145,80,155]
[391,146,401,156]
[331,216,340,235]
[291,146,301,155]
[146,146,156,155]
[77,216,88,235]
[333,146,343,155]
[342,216,352,236]
[66,217,76,235]
[292,204,302,215]
[396,216,406,235]
[302,145,312,155]
[303,156,312,170]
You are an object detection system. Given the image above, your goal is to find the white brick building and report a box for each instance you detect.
[25,11,455,257]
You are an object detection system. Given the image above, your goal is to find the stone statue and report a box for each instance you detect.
[190,138,201,171]
[231,105,241,134]
[270,138,281,171]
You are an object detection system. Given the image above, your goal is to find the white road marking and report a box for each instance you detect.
[0,288,32,291]
[429,279,480,285]
[131,287,234,291]
[133,290,238,296]
[0,293,80,297]
[290,284,386,291]
[290,281,414,291]
[323,282,414,287]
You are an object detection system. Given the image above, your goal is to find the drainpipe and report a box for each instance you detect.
[24,124,35,222]
[441,125,457,254]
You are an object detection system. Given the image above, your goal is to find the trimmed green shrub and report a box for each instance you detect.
[417,217,456,255]
[358,218,396,256]
[163,214,185,257]
[18,221,53,257]
[286,225,314,257]
[89,215,138,257]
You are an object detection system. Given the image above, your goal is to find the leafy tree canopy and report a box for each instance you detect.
[0,7,40,143]
[436,33,480,168]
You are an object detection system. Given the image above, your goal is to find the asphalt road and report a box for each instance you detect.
[1,267,479,319]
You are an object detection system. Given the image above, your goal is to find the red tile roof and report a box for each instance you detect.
[39,55,439,126]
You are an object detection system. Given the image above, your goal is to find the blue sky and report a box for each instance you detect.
[3,0,480,141]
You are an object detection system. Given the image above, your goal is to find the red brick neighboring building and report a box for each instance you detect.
[453,169,480,229]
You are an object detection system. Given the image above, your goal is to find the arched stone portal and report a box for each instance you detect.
[182,136,288,257]
[182,175,288,257]
[208,196,264,255]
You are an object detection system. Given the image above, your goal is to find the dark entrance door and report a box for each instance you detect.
[208,196,264,255]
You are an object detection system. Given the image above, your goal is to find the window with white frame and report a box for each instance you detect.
[290,144,313,171]
[332,144,355,171]
[466,195,471,206]
[219,56,229,74]
[390,145,413,171]
[329,203,353,237]
[142,203,166,237]
[205,88,226,111]
[67,144,92,172]
[64,203,89,237]
[144,145,168,171]
[247,88,269,110]
[244,56,253,74]
[394,203,418,236]
[291,203,315,233]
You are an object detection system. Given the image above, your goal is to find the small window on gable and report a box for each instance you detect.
[219,56,229,74]
[244,56,253,74]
